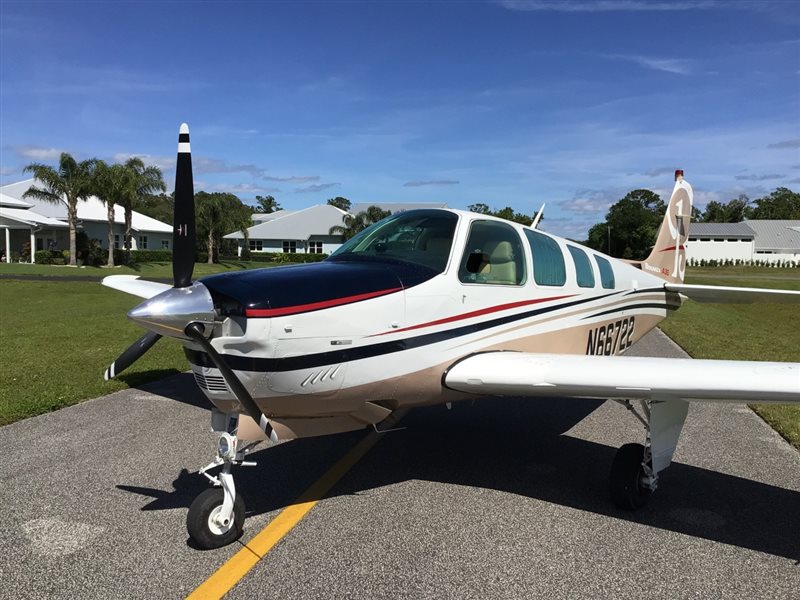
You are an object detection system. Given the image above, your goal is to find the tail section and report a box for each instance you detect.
[641,170,693,284]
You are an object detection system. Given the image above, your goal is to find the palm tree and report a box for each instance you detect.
[329,206,391,241]
[254,195,280,214]
[93,161,132,267]
[122,157,166,255]
[23,153,97,266]
[196,192,251,263]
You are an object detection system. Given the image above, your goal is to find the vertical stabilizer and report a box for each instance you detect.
[641,170,693,284]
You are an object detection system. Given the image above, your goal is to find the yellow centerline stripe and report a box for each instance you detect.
[187,411,406,600]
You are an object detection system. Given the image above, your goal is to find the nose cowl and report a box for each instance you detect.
[128,281,215,339]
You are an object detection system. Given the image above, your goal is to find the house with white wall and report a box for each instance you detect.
[0,179,172,259]
[686,220,800,264]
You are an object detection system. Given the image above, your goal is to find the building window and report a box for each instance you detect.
[161,240,170,249]
[567,245,595,288]
[138,235,148,249]
[308,241,323,254]
[524,229,565,286]
[114,234,121,250]
[594,255,615,289]
[249,240,263,251]
[283,240,297,253]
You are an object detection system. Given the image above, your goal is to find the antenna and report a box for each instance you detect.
[532,203,546,229]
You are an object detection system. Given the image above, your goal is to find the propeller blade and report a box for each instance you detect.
[173,123,196,288]
[104,330,162,380]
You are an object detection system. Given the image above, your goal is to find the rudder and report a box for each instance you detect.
[641,170,693,284]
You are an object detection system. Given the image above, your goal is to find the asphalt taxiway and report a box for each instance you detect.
[0,330,798,599]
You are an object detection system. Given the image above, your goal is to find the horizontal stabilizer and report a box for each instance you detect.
[444,352,800,404]
[665,283,800,304]
[102,275,171,299]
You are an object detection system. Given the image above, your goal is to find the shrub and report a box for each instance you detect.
[130,249,173,263]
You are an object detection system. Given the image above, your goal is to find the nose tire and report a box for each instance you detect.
[187,487,245,549]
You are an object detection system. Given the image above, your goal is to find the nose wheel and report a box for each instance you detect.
[187,487,245,549]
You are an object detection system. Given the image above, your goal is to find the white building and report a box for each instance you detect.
[0,179,172,261]
[226,204,349,255]
[686,220,800,264]
[1,192,69,262]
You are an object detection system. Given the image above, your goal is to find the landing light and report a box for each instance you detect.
[217,432,237,461]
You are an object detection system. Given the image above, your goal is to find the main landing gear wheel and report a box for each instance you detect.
[187,488,245,549]
[610,443,653,510]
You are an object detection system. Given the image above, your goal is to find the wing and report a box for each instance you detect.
[665,283,800,304]
[102,275,171,299]
[444,352,800,404]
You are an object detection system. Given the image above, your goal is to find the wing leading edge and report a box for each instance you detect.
[444,352,800,404]
[664,283,800,304]
[102,275,171,299]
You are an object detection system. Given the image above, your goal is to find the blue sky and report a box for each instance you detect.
[1,0,798,239]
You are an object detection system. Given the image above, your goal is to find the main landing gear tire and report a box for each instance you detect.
[187,488,245,550]
[610,443,652,510]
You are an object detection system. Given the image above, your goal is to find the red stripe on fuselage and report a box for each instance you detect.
[658,245,685,252]
[370,294,577,337]
[245,287,403,318]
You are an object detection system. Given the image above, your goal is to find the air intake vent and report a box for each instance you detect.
[193,371,229,393]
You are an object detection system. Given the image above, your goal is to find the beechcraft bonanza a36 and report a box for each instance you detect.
[102,124,800,549]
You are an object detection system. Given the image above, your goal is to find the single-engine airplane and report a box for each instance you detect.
[103,124,800,549]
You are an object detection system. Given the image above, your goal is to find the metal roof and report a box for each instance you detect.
[0,192,33,208]
[350,202,447,214]
[0,206,69,228]
[225,204,349,240]
[687,222,754,238]
[251,209,295,223]
[744,220,800,251]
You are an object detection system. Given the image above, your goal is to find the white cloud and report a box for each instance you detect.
[12,145,63,161]
[113,153,174,171]
[604,54,693,75]
[208,183,281,195]
[262,175,320,183]
[403,180,460,187]
[295,182,340,193]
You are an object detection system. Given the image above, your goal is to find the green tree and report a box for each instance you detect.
[327,196,352,211]
[134,192,174,225]
[750,187,800,219]
[329,206,391,241]
[22,152,97,266]
[196,192,251,263]
[467,203,491,215]
[123,158,166,254]
[586,189,665,259]
[701,194,752,223]
[254,195,280,214]
[93,161,133,267]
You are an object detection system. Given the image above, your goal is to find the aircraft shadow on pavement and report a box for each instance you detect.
[121,372,213,410]
[117,397,799,561]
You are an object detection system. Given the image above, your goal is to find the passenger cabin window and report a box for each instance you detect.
[567,245,595,288]
[524,230,566,286]
[328,210,458,273]
[594,255,615,289]
[458,220,525,286]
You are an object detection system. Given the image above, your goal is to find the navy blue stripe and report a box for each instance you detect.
[185,291,622,372]
[583,302,679,320]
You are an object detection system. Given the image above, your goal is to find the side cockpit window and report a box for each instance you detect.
[567,245,595,288]
[594,255,616,289]
[524,229,566,286]
[459,220,526,285]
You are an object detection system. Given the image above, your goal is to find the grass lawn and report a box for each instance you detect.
[0,260,279,279]
[659,266,800,448]
[0,280,188,425]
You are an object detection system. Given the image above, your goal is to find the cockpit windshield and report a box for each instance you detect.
[328,209,458,273]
